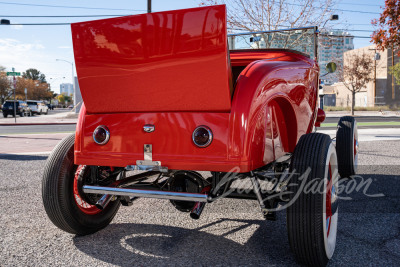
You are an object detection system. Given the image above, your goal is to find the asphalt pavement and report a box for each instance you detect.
[0,140,399,266]
[0,111,399,266]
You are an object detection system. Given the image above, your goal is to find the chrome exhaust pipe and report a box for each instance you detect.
[83,185,209,202]
[190,185,211,220]
[190,202,206,219]
[95,194,113,210]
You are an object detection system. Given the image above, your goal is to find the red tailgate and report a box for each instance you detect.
[71,5,231,113]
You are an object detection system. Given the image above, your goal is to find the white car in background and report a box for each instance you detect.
[26,100,49,115]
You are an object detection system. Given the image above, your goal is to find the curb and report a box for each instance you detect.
[0,122,77,126]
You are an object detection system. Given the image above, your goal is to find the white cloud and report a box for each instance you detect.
[11,25,23,30]
[0,38,44,53]
[0,38,74,94]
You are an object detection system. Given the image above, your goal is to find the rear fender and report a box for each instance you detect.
[229,57,317,170]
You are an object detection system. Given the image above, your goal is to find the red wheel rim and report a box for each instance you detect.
[73,165,102,215]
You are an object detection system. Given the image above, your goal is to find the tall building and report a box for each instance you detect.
[319,31,354,84]
[60,83,73,96]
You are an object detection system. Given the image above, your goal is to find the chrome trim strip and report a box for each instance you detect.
[82,185,209,202]
[127,164,168,173]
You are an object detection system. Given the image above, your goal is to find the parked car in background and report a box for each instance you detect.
[27,100,49,115]
[2,100,32,117]
[46,104,54,110]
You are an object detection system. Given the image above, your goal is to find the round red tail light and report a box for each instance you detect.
[192,126,213,147]
[93,125,110,145]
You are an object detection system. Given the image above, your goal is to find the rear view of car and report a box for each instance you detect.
[2,100,31,117]
[41,5,357,266]
[27,100,49,115]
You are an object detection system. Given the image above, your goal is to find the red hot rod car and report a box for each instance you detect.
[42,5,358,266]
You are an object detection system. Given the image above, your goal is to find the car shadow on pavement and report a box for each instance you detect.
[72,170,400,266]
[73,218,298,266]
[0,154,48,161]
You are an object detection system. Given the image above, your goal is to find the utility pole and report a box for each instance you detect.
[13,67,16,123]
[147,0,152,13]
[392,45,395,100]
[369,47,380,106]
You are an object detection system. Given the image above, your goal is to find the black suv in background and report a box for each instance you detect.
[1,100,32,117]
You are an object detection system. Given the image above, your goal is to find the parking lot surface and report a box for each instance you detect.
[0,140,399,266]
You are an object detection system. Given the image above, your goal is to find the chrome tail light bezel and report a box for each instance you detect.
[192,125,213,148]
[93,125,110,145]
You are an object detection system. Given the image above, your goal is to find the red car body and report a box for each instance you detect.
[42,6,352,265]
[71,5,319,173]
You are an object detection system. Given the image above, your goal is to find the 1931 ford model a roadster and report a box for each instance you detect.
[42,5,358,266]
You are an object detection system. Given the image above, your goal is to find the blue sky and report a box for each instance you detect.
[0,0,384,93]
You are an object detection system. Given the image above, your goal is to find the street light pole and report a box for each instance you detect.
[56,59,74,101]
[369,48,380,105]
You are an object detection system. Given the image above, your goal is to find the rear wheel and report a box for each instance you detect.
[42,134,120,235]
[287,133,339,266]
[3,113,7,118]
[336,116,358,178]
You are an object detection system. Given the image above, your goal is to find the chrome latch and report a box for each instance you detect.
[130,144,168,172]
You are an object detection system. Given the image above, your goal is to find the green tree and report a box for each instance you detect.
[57,94,65,105]
[389,62,400,85]
[22,68,47,83]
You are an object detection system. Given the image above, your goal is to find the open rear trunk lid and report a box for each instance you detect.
[71,5,232,114]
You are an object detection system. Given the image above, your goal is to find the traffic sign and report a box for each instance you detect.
[7,72,21,76]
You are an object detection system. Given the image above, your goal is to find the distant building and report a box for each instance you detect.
[325,45,400,107]
[231,29,354,85]
[74,77,83,114]
[60,83,73,96]
[319,31,354,84]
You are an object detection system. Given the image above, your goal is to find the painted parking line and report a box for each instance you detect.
[0,151,51,156]
[318,128,400,142]
[321,121,400,127]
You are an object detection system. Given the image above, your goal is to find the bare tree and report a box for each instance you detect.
[201,0,337,32]
[339,52,373,115]
[201,0,339,60]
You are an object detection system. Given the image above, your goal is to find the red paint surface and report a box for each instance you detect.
[73,6,319,172]
[71,5,231,113]
[315,108,326,127]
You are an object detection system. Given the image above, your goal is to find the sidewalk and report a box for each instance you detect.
[0,133,71,155]
[0,110,78,125]
[325,110,400,117]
